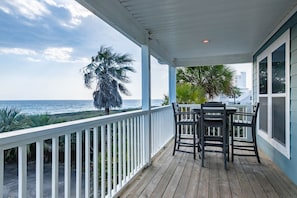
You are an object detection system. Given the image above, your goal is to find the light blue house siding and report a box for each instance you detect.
[253,12,297,185]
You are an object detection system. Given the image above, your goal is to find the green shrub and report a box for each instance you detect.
[0,107,28,132]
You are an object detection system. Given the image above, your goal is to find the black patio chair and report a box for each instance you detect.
[172,102,199,159]
[231,102,260,163]
[200,102,228,169]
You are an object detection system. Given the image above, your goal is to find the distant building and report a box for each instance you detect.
[219,71,252,105]
[235,72,246,89]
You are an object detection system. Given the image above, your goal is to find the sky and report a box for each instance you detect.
[0,0,251,101]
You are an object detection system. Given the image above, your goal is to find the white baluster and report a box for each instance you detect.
[93,127,99,198]
[18,145,27,198]
[101,125,105,198]
[113,123,117,193]
[85,129,90,198]
[118,121,122,188]
[52,137,59,198]
[76,131,82,198]
[107,124,112,196]
[64,134,71,198]
[36,141,44,198]
[122,120,126,183]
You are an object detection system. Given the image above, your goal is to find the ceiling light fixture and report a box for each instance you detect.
[202,39,209,44]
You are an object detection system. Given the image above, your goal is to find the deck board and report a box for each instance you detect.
[239,157,267,198]
[119,140,297,198]
[185,155,201,198]
[173,154,194,197]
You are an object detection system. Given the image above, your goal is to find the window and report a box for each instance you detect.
[272,44,286,94]
[256,29,290,158]
[259,57,268,94]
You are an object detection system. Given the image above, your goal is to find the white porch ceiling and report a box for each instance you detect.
[76,0,297,67]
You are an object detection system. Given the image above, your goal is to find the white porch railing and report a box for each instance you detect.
[178,104,252,140]
[0,106,173,198]
[151,106,174,156]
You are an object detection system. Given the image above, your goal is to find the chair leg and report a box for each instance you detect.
[201,127,205,167]
[231,125,234,162]
[223,132,227,170]
[201,144,204,167]
[255,143,261,163]
[197,124,201,153]
[193,126,196,160]
[227,133,229,162]
[173,126,177,156]
[252,127,261,163]
[177,126,181,150]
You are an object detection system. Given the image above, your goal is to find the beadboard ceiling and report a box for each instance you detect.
[77,0,297,66]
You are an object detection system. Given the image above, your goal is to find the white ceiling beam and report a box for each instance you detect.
[175,53,252,67]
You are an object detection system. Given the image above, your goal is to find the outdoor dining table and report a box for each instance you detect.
[191,104,237,159]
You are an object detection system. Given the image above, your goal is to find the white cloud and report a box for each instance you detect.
[0,48,37,55]
[43,47,73,62]
[45,0,92,27]
[42,47,90,63]
[75,57,90,64]
[0,6,10,14]
[0,0,92,27]
[2,0,50,20]
[0,46,88,63]
[27,57,41,62]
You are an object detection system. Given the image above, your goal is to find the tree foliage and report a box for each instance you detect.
[176,83,206,104]
[177,65,235,100]
[82,46,135,114]
[0,108,28,132]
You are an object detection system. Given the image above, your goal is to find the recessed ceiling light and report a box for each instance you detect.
[202,39,209,44]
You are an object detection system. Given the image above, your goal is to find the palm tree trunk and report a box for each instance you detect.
[105,107,110,115]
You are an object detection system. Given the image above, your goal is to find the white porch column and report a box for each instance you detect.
[141,44,152,165]
[169,65,176,103]
[142,45,151,110]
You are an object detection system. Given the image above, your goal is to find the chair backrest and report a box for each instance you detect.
[172,102,179,114]
[201,102,227,129]
[172,102,180,123]
[252,102,260,124]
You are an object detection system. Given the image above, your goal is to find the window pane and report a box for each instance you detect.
[259,57,268,94]
[272,97,285,145]
[259,97,268,133]
[272,44,286,93]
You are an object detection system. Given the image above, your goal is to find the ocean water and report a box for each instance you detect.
[0,99,163,115]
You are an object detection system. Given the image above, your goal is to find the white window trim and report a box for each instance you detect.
[256,29,291,159]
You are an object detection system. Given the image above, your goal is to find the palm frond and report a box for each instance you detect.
[118,83,131,96]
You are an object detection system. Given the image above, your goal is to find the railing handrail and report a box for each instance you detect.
[0,106,172,150]
[150,105,170,112]
[0,109,150,149]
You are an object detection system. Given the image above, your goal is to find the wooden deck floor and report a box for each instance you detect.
[119,141,297,198]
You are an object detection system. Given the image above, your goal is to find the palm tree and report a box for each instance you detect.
[82,46,135,114]
[177,65,235,100]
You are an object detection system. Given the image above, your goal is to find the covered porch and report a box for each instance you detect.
[1,0,297,197]
[75,0,297,189]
